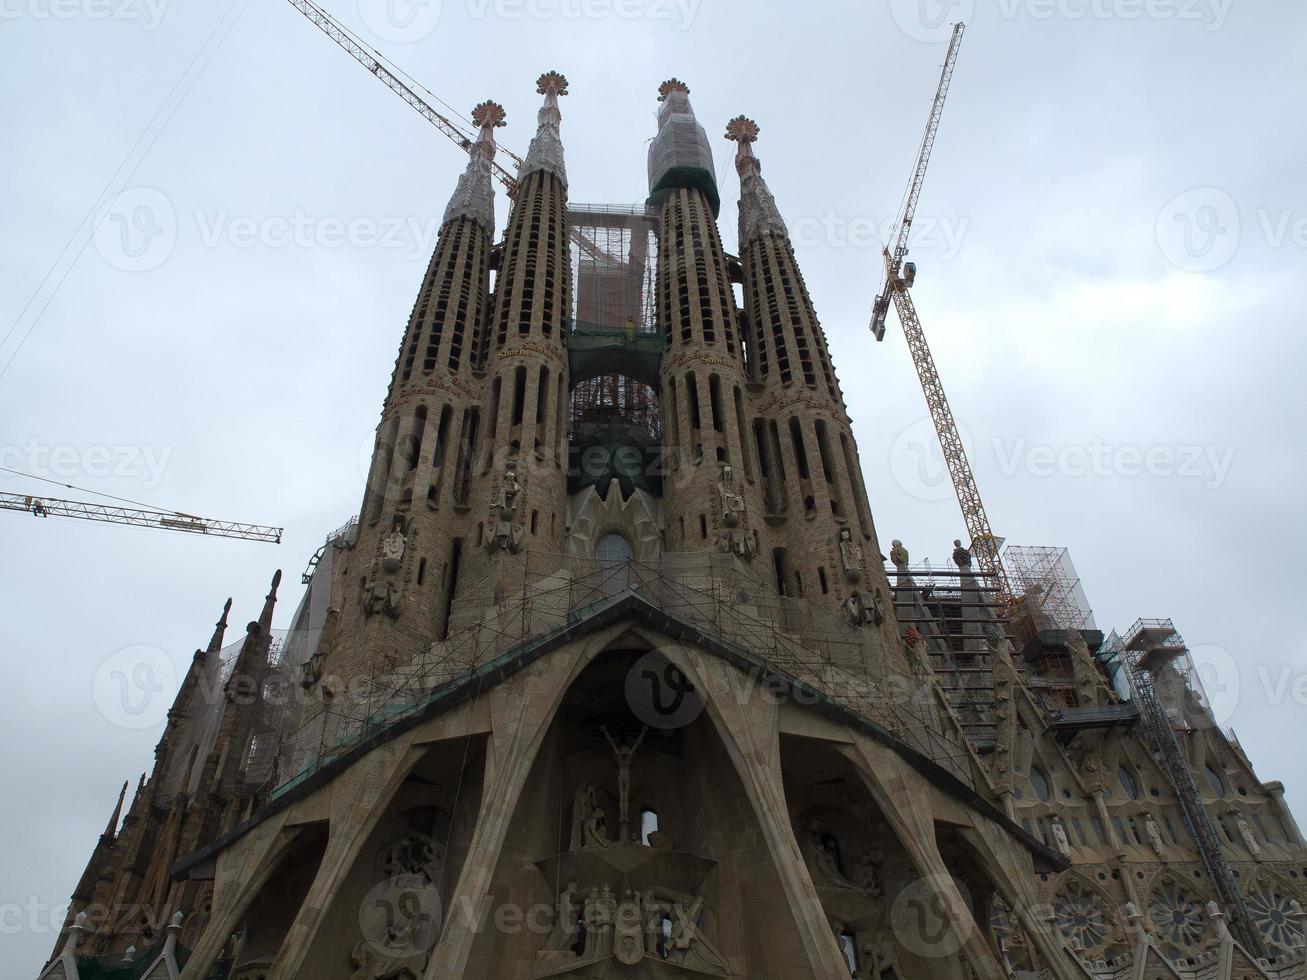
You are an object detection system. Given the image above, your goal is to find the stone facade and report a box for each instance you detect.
[41,78,1307,980]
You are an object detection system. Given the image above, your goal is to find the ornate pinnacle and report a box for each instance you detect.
[658,78,690,101]
[726,115,762,174]
[471,100,507,130]
[537,71,569,97]
[725,115,759,145]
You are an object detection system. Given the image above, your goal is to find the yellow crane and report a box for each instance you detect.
[284,1,620,265]
[286,0,524,196]
[870,23,1012,603]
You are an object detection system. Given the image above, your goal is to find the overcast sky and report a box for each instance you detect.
[3,0,1306,974]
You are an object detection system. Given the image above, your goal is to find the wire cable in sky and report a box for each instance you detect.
[0,0,253,387]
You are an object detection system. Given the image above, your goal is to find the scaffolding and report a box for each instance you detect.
[569,204,658,335]
[1004,545,1096,634]
[886,558,1013,751]
[570,373,661,437]
[271,551,981,804]
[1119,619,1265,957]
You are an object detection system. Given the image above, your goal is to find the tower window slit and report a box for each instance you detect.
[554,370,566,461]
[788,417,810,481]
[439,538,463,641]
[407,406,428,472]
[685,373,701,430]
[535,365,549,453]
[734,388,754,480]
[487,377,502,443]
[511,366,527,427]
[708,374,724,434]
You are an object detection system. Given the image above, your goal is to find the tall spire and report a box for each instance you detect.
[522,71,568,186]
[103,780,128,838]
[207,598,232,654]
[442,100,505,231]
[649,78,719,215]
[257,570,281,630]
[726,116,787,246]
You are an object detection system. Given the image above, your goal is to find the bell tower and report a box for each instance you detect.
[726,116,896,635]
[457,71,573,604]
[650,80,766,566]
[341,100,506,679]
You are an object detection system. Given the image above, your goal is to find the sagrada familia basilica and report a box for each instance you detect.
[37,72,1307,980]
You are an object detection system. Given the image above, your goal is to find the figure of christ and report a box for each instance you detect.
[601,725,648,841]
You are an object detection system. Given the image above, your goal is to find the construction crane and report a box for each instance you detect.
[870,23,1012,604]
[286,0,619,267]
[2,491,282,543]
[286,0,524,195]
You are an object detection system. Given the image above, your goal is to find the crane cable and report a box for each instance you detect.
[2,464,213,516]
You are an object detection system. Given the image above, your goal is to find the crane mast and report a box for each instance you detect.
[2,492,282,543]
[870,23,1012,602]
[286,0,523,195]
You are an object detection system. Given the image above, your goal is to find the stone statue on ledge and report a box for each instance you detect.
[952,539,973,571]
[361,577,400,619]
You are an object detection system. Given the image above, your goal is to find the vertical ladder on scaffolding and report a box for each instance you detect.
[1126,653,1265,956]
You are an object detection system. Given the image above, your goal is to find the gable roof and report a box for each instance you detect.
[171,589,1069,879]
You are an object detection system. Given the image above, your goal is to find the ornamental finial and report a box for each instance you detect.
[658,78,690,101]
[471,100,507,130]
[726,115,761,173]
[537,71,569,97]
[725,115,759,145]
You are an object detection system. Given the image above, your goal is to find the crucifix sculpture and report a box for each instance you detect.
[601,725,648,841]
